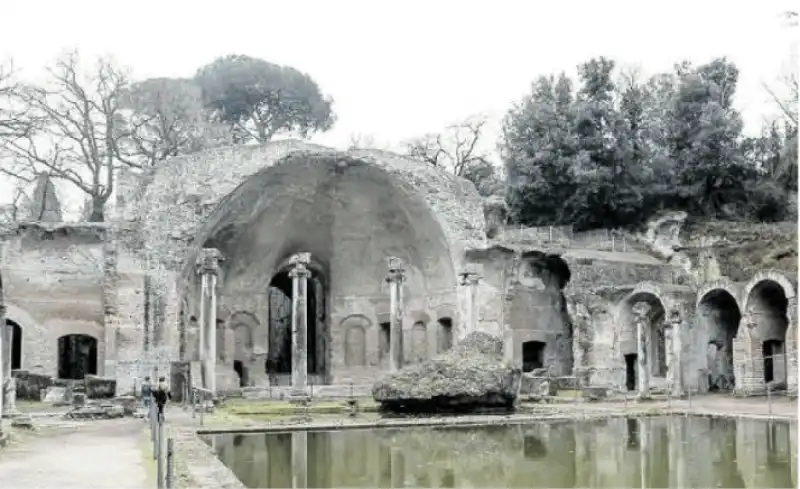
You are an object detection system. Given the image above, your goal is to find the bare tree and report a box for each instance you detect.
[0,60,34,149]
[346,132,377,150]
[1,51,130,222]
[404,117,492,178]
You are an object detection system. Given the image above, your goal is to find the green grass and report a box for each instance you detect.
[221,398,378,416]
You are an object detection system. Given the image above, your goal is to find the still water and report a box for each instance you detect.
[207,416,797,488]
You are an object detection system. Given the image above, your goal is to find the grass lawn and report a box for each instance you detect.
[221,397,378,416]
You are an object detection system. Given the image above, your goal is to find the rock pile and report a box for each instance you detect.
[372,332,522,414]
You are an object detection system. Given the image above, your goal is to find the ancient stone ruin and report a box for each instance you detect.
[373,331,522,413]
[0,140,795,416]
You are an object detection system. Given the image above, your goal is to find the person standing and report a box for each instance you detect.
[153,376,172,421]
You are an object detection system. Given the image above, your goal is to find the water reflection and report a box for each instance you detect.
[209,416,797,488]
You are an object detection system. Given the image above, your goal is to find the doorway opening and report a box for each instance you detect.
[233,360,247,387]
[379,322,391,361]
[521,341,546,373]
[763,339,784,384]
[6,320,22,370]
[437,317,453,353]
[57,334,98,380]
[625,353,637,391]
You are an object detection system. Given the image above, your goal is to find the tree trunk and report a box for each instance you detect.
[88,196,105,222]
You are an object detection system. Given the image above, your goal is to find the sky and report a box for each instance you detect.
[0,0,797,217]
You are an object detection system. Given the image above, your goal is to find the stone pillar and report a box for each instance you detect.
[291,430,308,489]
[502,253,522,366]
[197,275,207,363]
[459,267,481,338]
[289,252,311,397]
[0,306,5,418]
[787,297,798,394]
[667,308,683,397]
[633,302,651,398]
[386,257,406,372]
[196,248,223,395]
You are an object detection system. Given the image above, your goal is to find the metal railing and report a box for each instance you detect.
[502,225,640,252]
[148,401,175,489]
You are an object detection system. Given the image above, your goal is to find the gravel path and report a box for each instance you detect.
[0,418,149,488]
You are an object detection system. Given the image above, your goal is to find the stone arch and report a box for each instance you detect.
[696,279,741,310]
[227,311,259,387]
[696,287,742,392]
[617,286,669,392]
[742,270,796,310]
[341,314,370,368]
[740,270,795,390]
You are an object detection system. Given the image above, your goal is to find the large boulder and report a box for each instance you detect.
[372,332,522,414]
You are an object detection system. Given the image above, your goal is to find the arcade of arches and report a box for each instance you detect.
[0,147,794,401]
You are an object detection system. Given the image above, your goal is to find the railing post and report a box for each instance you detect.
[166,438,174,489]
[157,414,166,489]
[150,402,157,460]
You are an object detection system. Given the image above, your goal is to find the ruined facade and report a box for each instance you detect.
[0,141,796,399]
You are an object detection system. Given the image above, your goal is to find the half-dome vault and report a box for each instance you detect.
[161,144,483,386]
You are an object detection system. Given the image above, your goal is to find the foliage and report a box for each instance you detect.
[194,54,335,143]
[502,56,796,230]
[117,77,231,168]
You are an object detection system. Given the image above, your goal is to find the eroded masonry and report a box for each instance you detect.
[0,141,796,402]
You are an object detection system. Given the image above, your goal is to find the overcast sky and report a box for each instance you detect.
[0,0,796,216]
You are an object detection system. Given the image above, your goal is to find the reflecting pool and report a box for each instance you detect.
[205,416,797,488]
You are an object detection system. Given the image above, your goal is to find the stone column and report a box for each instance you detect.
[502,253,522,366]
[632,302,651,398]
[386,257,406,372]
[0,305,5,418]
[459,267,481,338]
[197,275,207,363]
[197,248,223,395]
[289,252,311,397]
[787,297,798,394]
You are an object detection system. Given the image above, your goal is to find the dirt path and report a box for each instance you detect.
[0,418,149,488]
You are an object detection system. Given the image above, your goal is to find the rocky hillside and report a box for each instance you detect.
[680,220,797,283]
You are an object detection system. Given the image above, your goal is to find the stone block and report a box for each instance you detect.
[115,395,138,416]
[581,386,608,401]
[84,375,116,399]
[553,376,578,390]
[11,370,54,401]
[43,386,68,404]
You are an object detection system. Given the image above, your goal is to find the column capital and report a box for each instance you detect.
[288,252,312,279]
[459,269,481,286]
[196,248,224,276]
[386,256,406,283]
